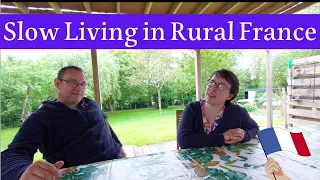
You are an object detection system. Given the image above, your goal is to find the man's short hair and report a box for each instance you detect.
[57,66,85,79]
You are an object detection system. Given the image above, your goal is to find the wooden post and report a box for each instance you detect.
[282,87,288,128]
[266,50,273,127]
[91,49,102,109]
[195,49,202,101]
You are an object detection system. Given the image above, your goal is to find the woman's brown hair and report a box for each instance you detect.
[209,69,239,102]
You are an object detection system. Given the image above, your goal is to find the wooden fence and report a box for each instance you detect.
[285,55,320,127]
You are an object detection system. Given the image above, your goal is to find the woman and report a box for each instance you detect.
[177,69,259,149]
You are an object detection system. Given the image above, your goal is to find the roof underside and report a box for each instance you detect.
[0,2,317,15]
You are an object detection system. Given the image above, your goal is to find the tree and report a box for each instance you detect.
[296,3,320,14]
[110,50,150,110]
[97,51,122,113]
[248,52,266,88]
[169,52,196,105]
[272,50,320,88]
[127,50,178,113]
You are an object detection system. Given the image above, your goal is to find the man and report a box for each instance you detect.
[1,66,126,180]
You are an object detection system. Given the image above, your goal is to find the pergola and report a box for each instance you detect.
[1,2,316,127]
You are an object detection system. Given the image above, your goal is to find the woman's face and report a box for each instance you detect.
[205,74,234,106]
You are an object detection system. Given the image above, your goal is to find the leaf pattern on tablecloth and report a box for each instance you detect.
[177,142,266,179]
[203,161,220,168]
[57,138,269,180]
[56,125,320,180]
[59,165,109,180]
[205,168,252,180]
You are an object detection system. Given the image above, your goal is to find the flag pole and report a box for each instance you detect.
[257,133,277,180]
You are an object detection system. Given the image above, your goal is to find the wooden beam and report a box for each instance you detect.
[217,2,241,14]
[83,3,101,109]
[287,99,320,109]
[144,2,153,14]
[48,2,61,14]
[12,2,29,14]
[169,2,183,14]
[289,117,320,126]
[282,2,317,14]
[117,2,121,14]
[260,2,296,14]
[195,49,202,101]
[91,49,102,109]
[193,2,212,14]
[83,2,91,14]
[272,2,299,14]
[288,108,320,120]
[238,2,268,14]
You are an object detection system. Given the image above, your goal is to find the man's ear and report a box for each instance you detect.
[54,78,60,89]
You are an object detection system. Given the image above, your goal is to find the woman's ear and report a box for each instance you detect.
[227,94,234,100]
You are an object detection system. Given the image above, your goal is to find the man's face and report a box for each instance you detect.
[54,69,87,107]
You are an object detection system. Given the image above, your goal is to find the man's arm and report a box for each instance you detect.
[101,112,126,157]
[109,124,123,146]
[177,102,226,149]
[101,112,123,146]
[1,113,47,180]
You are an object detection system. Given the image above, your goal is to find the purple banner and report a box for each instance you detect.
[0,14,319,49]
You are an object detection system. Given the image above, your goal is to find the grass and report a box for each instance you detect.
[107,106,183,146]
[0,128,43,161]
[1,106,286,162]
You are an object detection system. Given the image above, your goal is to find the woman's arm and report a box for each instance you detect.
[239,107,260,143]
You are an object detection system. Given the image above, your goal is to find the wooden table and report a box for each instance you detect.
[57,125,320,180]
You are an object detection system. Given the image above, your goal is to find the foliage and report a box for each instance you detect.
[125,50,179,113]
[242,104,257,113]
[2,48,319,128]
[272,50,320,88]
[296,3,320,14]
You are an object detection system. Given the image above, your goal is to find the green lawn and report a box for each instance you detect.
[0,128,43,161]
[106,106,184,146]
[1,106,286,162]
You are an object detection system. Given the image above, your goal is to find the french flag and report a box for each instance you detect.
[257,127,311,156]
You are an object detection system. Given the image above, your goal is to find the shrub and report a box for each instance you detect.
[243,104,257,112]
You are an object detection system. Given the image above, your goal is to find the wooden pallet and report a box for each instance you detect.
[286,56,320,126]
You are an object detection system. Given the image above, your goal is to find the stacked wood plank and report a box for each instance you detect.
[286,55,320,126]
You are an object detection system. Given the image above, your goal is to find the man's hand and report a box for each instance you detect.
[19,160,64,180]
[120,147,127,158]
[265,157,292,180]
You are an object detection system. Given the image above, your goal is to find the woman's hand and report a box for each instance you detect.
[230,128,245,142]
[223,128,244,144]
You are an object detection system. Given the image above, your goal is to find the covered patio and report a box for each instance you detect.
[1,2,316,127]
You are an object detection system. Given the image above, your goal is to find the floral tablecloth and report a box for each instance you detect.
[57,126,320,180]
